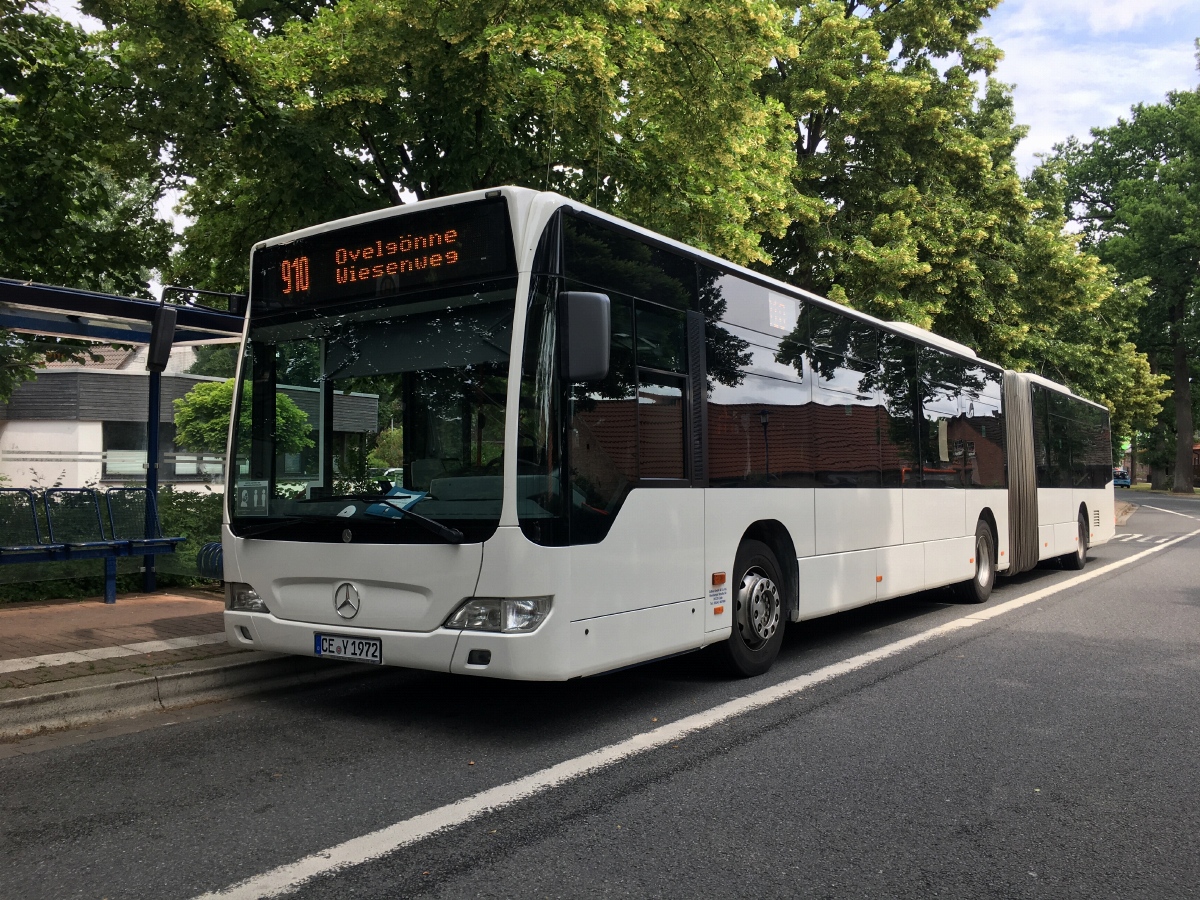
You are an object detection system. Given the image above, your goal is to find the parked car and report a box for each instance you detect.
[1113,467,1131,488]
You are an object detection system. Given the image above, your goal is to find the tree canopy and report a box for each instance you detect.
[174,379,312,455]
[756,0,1165,434]
[0,0,1167,441]
[83,0,797,291]
[0,0,171,400]
[1053,87,1200,491]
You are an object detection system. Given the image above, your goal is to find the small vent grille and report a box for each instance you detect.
[1093,508,1101,528]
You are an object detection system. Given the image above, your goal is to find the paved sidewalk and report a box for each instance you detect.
[0,590,243,690]
[0,590,376,742]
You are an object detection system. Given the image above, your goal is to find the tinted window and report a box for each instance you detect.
[562,215,696,310]
[638,378,686,478]
[636,300,687,372]
[705,271,811,487]
[1031,384,1110,488]
[708,373,813,487]
[567,291,638,537]
[961,366,1006,488]
[878,334,920,486]
[916,348,965,488]
[708,271,800,338]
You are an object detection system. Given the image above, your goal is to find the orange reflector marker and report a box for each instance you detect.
[876,575,883,583]
[1001,550,1005,556]
[713,605,724,615]
[969,557,974,564]
[712,572,726,586]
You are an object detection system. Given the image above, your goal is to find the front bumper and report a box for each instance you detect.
[224,609,574,680]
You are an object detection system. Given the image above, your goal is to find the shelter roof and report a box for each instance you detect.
[0,278,243,346]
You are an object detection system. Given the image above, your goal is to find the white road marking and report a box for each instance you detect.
[1142,505,1198,520]
[1112,533,1141,542]
[195,528,1200,900]
[0,633,227,675]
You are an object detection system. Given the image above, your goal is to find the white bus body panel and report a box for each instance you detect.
[876,543,925,599]
[228,533,484,632]
[815,489,902,554]
[1080,487,1116,547]
[796,549,878,618]
[569,489,705,620]
[1036,487,1114,560]
[902,489,966,544]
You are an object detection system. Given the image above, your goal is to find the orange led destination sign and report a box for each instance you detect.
[329,229,459,286]
[253,199,513,312]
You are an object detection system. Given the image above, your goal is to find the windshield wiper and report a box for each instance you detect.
[297,494,465,544]
[360,497,465,544]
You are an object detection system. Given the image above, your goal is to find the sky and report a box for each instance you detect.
[43,0,1200,181]
[981,0,1199,174]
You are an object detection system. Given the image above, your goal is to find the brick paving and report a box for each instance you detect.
[0,589,245,690]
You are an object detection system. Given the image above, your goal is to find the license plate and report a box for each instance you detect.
[314,633,382,664]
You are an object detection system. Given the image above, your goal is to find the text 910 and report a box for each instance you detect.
[280,256,311,294]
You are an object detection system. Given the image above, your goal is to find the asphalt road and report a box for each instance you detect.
[3,492,1198,899]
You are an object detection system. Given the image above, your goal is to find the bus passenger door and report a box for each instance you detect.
[566,296,705,623]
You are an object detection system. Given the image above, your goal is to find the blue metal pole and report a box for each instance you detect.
[145,369,160,592]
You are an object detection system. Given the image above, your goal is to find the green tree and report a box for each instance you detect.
[0,0,172,400]
[174,379,313,455]
[84,0,797,294]
[1056,87,1200,492]
[373,427,403,469]
[759,0,1163,434]
[186,343,239,378]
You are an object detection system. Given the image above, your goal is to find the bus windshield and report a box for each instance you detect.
[228,286,515,543]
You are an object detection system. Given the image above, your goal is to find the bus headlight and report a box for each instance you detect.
[225,582,270,614]
[445,596,552,634]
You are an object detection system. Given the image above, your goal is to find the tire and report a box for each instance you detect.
[954,519,996,604]
[1061,512,1088,571]
[718,540,787,677]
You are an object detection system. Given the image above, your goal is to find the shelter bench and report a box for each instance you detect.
[0,488,185,603]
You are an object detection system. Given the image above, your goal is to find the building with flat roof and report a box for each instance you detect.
[0,347,378,490]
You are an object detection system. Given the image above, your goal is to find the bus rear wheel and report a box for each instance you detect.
[719,540,786,677]
[1061,512,1088,571]
[954,520,996,604]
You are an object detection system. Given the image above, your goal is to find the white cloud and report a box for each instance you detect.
[996,0,1179,36]
[983,0,1200,174]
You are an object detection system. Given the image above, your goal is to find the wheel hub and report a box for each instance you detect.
[737,568,781,649]
[976,538,991,586]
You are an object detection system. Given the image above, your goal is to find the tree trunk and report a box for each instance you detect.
[1171,306,1195,493]
[1149,419,1170,490]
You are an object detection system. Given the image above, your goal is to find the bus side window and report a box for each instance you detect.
[961,366,1006,489]
[878,333,919,487]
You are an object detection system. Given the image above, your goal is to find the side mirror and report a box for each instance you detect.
[558,291,610,382]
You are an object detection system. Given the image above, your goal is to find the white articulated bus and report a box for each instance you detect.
[222,187,1115,679]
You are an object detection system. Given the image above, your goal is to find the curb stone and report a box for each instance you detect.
[0,651,380,741]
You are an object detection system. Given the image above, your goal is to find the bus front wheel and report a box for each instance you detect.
[954,520,996,604]
[719,540,786,677]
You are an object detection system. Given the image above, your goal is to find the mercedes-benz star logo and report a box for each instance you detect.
[333,583,360,619]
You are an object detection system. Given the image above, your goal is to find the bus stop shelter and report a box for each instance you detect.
[0,277,244,596]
